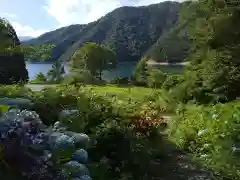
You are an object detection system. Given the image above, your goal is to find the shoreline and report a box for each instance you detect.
[147,60,189,66]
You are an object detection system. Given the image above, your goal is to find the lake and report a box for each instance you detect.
[26,62,137,81]
[26,61,185,81]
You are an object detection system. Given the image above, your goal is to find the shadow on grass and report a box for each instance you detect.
[89,131,224,180]
[148,138,219,180]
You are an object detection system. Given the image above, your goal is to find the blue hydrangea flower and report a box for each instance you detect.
[53,121,67,132]
[72,149,88,163]
[64,161,89,178]
[73,175,92,180]
[55,134,75,148]
[69,132,90,148]
[0,108,91,180]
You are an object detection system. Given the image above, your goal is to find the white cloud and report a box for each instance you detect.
[11,21,47,37]
[44,0,168,27]
[0,12,47,37]
[1,12,18,19]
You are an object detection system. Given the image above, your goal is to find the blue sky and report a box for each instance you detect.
[0,0,179,37]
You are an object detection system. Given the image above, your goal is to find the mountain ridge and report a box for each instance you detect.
[19,36,34,42]
[25,1,189,63]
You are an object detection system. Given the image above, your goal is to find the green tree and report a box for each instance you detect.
[132,57,149,86]
[47,61,65,83]
[62,69,94,85]
[70,42,116,80]
[147,69,166,88]
[0,18,28,84]
[35,72,47,82]
[175,0,240,103]
[0,18,55,84]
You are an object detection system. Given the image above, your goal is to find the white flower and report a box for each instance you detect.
[198,129,209,136]
[232,146,240,153]
[212,114,218,119]
[203,143,210,148]
[200,154,209,159]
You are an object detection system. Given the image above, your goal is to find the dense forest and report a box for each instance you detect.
[25,1,187,63]
[0,18,28,84]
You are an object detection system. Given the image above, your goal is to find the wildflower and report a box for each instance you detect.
[232,146,240,153]
[212,114,218,119]
[200,154,209,159]
[197,129,209,137]
[203,143,210,148]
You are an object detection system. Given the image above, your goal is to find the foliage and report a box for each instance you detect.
[34,72,47,83]
[62,70,95,85]
[173,0,240,103]
[70,42,116,80]
[162,74,184,90]
[21,44,56,62]
[145,1,204,63]
[88,119,167,180]
[0,18,28,84]
[169,102,240,179]
[0,109,91,180]
[47,61,65,83]
[110,77,130,85]
[147,69,166,88]
[0,18,55,85]
[25,2,181,63]
[132,57,149,86]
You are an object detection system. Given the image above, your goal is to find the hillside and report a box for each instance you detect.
[145,1,202,63]
[19,36,33,42]
[25,1,182,63]
[145,20,191,63]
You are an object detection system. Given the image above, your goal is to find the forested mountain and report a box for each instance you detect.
[25,1,184,63]
[19,36,33,42]
[0,18,28,84]
[145,1,203,63]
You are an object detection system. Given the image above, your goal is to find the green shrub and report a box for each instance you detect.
[88,119,166,180]
[147,69,166,88]
[169,102,240,179]
[0,85,32,98]
[110,77,130,85]
[62,70,94,85]
[34,72,47,83]
[162,74,183,90]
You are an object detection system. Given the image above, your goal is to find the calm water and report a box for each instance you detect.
[26,62,137,81]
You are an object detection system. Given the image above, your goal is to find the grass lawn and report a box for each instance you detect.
[26,83,173,116]
[84,84,161,102]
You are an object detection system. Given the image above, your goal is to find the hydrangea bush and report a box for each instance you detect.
[169,102,240,179]
[0,108,92,180]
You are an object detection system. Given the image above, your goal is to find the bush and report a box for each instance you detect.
[88,119,166,180]
[162,74,183,90]
[147,69,166,88]
[169,102,240,179]
[110,77,130,85]
[62,70,94,85]
[0,85,32,98]
[0,109,91,180]
[35,72,47,82]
